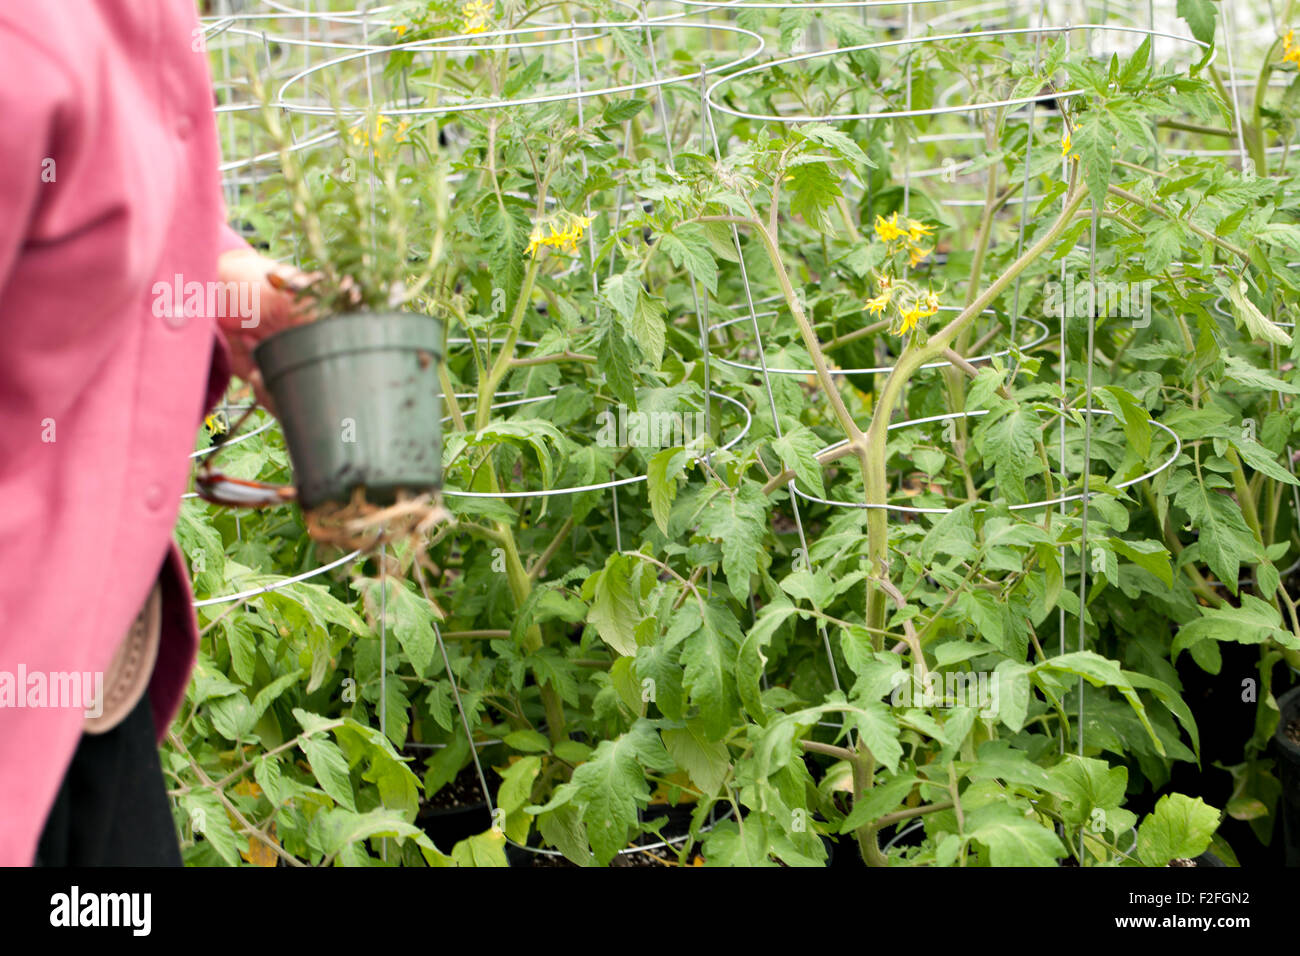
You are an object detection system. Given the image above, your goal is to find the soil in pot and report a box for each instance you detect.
[414,762,500,854]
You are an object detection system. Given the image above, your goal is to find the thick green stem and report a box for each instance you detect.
[476,256,541,429]
[862,184,1088,635]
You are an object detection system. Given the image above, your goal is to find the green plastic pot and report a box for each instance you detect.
[253,311,443,510]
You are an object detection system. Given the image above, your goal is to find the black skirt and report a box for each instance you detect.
[35,690,182,867]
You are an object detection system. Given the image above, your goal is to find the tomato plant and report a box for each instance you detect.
[170,0,1300,867]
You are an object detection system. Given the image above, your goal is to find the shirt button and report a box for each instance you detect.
[144,483,165,511]
[176,114,193,139]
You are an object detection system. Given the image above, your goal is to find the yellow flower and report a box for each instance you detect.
[865,289,892,316]
[394,23,408,37]
[351,113,389,149]
[874,212,906,243]
[897,304,925,335]
[908,243,932,268]
[1284,28,1300,66]
[524,224,546,257]
[1061,131,1081,162]
[525,211,595,257]
[919,291,940,315]
[906,219,933,243]
[205,413,228,436]
[461,0,493,34]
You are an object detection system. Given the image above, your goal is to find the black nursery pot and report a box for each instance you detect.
[1273,686,1300,867]
[252,312,443,510]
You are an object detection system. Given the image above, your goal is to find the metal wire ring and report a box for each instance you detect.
[275,20,765,120]
[788,407,1182,514]
[705,24,1210,125]
[442,389,753,499]
[708,309,1050,377]
[193,548,363,609]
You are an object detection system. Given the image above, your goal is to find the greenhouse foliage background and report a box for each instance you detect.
[176,0,1300,867]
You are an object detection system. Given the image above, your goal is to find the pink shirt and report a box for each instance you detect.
[0,1,242,864]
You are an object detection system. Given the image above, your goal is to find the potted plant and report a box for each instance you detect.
[244,66,449,512]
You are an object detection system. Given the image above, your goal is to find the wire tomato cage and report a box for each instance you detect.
[687,15,1214,812]
[187,0,1288,864]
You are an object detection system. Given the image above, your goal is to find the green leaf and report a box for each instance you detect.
[631,288,666,367]
[849,700,903,774]
[679,601,743,740]
[449,829,509,867]
[1234,437,1300,486]
[1143,219,1185,273]
[662,725,730,796]
[1035,652,1167,756]
[967,804,1067,867]
[1097,386,1152,460]
[505,729,551,753]
[1176,0,1218,45]
[603,97,647,123]
[1109,538,1173,588]
[497,755,542,844]
[534,720,673,866]
[301,736,357,811]
[773,426,827,498]
[699,482,769,601]
[1137,793,1220,865]
[786,158,842,232]
[381,579,439,675]
[737,601,797,724]
[1047,754,1128,827]
[182,790,242,867]
[1173,478,1255,593]
[602,270,640,321]
[798,122,872,169]
[583,553,642,656]
[647,446,690,535]
[1227,278,1291,346]
[1075,113,1115,211]
[660,223,718,293]
[1173,594,1300,660]
[979,405,1042,503]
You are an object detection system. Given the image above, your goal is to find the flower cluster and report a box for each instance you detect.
[868,213,941,335]
[461,0,493,34]
[874,212,933,267]
[525,210,595,257]
[349,113,411,155]
[867,274,940,335]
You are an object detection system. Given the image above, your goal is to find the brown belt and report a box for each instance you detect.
[84,581,162,734]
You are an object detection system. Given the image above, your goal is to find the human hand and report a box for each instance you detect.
[216,248,315,412]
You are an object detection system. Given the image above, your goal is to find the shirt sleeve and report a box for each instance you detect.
[0,25,73,310]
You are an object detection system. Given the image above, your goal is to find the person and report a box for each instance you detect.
[0,1,306,865]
